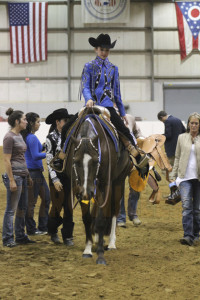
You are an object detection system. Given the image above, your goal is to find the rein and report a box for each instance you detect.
[90,107,111,209]
[69,108,91,210]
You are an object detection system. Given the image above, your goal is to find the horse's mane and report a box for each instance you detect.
[79,121,89,138]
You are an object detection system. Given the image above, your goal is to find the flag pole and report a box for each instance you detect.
[150,0,154,102]
[67,0,71,102]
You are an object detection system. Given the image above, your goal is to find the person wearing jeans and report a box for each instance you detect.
[117,187,141,227]
[21,112,50,235]
[3,175,28,244]
[2,108,35,247]
[117,115,143,227]
[171,112,200,246]
[179,180,200,243]
[26,169,50,234]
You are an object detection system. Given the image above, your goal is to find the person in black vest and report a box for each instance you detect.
[46,108,77,246]
[157,111,186,180]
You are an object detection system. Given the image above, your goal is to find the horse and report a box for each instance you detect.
[63,107,132,265]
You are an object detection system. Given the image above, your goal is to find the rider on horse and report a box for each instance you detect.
[79,33,149,175]
[54,33,149,177]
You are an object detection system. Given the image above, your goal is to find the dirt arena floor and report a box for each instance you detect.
[0,146,200,300]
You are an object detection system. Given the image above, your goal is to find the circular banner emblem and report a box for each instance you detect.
[188,5,200,21]
[84,0,127,21]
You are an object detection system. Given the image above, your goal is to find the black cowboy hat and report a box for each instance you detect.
[45,108,73,124]
[89,33,116,49]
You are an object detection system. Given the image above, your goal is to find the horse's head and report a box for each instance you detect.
[71,135,100,201]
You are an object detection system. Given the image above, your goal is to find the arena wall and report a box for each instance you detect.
[0,1,199,121]
[0,121,165,146]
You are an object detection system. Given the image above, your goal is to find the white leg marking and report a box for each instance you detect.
[83,240,93,256]
[108,216,117,249]
[83,153,91,196]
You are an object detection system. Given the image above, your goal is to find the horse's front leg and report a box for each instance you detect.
[81,203,93,258]
[108,216,117,250]
[96,230,106,265]
[95,210,107,265]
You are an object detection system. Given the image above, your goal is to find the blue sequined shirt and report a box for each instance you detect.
[80,56,126,117]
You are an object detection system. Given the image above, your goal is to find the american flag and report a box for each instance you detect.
[8,2,48,64]
[175,1,200,60]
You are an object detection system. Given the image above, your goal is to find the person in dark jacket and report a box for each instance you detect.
[157,111,186,179]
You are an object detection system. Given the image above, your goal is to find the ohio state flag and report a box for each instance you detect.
[175,2,200,60]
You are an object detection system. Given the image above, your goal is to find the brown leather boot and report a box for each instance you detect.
[126,143,139,157]
[127,143,150,168]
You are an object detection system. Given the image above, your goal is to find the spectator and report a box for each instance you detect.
[117,115,142,227]
[171,112,200,246]
[157,111,186,179]
[22,112,50,236]
[117,188,141,227]
[2,108,35,247]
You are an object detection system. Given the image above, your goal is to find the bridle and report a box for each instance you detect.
[72,137,100,190]
[70,107,112,209]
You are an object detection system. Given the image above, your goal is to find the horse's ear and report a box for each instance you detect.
[71,136,80,147]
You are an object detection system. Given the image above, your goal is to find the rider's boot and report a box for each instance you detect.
[126,143,150,169]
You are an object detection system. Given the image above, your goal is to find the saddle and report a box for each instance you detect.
[137,134,172,172]
[79,105,111,121]
[135,134,172,204]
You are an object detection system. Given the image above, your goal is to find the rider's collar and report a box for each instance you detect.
[95,56,110,68]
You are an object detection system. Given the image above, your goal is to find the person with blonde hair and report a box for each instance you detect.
[171,112,200,246]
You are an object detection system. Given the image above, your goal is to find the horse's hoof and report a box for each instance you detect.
[107,247,117,251]
[96,258,107,265]
[82,254,92,258]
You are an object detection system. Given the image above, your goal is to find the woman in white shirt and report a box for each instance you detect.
[171,112,200,246]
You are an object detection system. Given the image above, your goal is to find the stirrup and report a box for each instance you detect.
[58,151,65,160]
[50,152,66,173]
[135,154,150,168]
[52,159,63,172]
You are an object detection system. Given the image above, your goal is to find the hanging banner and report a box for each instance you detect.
[175,1,200,60]
[82,0,130,24]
